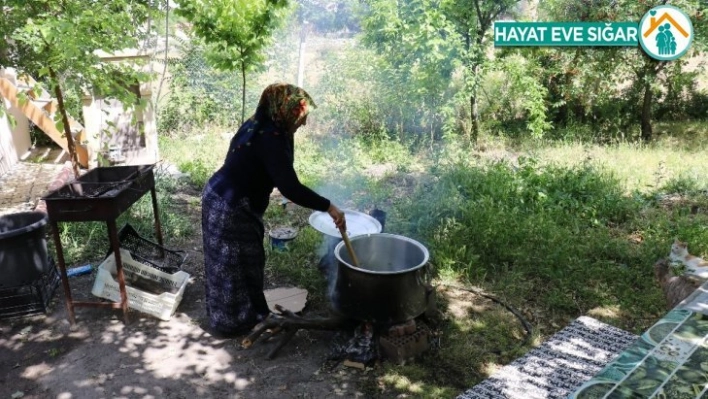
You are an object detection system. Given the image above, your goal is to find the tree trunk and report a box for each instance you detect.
[560,48,582,124]
[241,66,246,125]
[155,0,170,105]
[469,16,488,148]
[470,97,478,145]
[640,81,653,142]
[470,59,481,147]
[463,31,474,146]
[49,68,80,178]
[636,57,666,142]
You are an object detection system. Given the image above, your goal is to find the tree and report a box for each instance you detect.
[541,0,707,142]
[174,0,290,124]
[361,0,459,142]
[361,0,522,145]
[2,0,156,177]
[443,0,520,145]
[607,0,705,142]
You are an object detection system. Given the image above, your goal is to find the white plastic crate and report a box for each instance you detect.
[91,248,190,321]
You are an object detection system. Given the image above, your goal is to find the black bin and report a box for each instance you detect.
[0,212,50,288]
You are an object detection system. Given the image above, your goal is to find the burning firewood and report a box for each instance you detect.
[241,305,354,359]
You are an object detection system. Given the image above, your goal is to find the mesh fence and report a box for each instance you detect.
[155,29,302,134]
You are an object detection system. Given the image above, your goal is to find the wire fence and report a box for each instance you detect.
[154,29,304,134]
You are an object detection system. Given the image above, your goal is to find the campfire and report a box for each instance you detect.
[242,223,437,365]
[241,303,437,365]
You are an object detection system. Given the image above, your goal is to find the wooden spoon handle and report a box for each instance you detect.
[338,226,360,267]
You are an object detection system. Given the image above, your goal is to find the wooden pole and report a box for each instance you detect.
[339,226,360,267]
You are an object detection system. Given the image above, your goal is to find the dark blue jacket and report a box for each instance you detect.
[207,118,330,215]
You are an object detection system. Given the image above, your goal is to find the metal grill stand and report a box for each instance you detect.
[42,165,162,324]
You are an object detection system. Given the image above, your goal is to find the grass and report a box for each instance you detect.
[150,120,708,397]
[158,131,230,190]
[526,144,708,194]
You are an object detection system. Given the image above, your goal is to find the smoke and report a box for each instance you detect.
[315,208,386,309]
[316,235,341,302]
[261,5,394,307]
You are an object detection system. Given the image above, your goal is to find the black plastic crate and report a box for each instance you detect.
[0,259,60,319]
[116,224,187,274]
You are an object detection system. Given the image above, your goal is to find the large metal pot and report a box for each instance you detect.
[333,233,430,324]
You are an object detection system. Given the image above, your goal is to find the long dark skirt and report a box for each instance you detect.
[201,184,270,335]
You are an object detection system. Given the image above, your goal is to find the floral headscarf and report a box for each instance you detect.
[255,83,317,130]
[231,83,317,151]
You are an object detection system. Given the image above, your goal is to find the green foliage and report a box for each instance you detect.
[297,0,363,34]
[443,0,521,143]
[537,0,707,141]
[175,0,289,71]
[316,0,707,144]
[314,34,459,146]
[360,0,458,141]
[6,0,154,105]
[157,41,244,133]
[2,0,156,172]
[157,132,225,190]
[660,175,707,195]
[174,0,290,123]
[314,44,390,137]
[399,159,652,314]
[357,130,414,168]
[180,159,213,191]
[655,60,708,121]
[485,54,552,139]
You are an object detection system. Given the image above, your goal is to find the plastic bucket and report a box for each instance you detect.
[269,227,298,251]
[0,212,50,287]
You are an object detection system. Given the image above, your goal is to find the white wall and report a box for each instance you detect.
[0,103,18,175]
[0,80,31,175]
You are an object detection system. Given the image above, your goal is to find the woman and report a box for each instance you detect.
[201,83,346,337]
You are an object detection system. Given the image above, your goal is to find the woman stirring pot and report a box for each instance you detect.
[201,83,346,337]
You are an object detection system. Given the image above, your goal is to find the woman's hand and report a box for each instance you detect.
[327,204,346,230]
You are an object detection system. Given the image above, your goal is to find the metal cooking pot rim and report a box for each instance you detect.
[334,233,429,275]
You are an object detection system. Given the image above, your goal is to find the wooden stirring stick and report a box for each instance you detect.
[338,225,360,267]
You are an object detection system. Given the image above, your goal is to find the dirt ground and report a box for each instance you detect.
[0,186,385,399]
[0,245,386,399]
[0,160,508,399]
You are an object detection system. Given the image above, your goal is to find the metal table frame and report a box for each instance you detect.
[44,166,163,324]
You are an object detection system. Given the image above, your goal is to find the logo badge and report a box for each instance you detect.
[638,5,694,61]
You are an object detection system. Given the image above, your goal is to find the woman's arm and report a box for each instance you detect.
[260,132,330,211]
[327,203,345,229]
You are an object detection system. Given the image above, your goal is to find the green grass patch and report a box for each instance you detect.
[369,152,707,396]
[158,129,230,191]
[151,122,708,396]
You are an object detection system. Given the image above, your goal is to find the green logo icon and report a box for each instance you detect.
[638,5,694,60]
